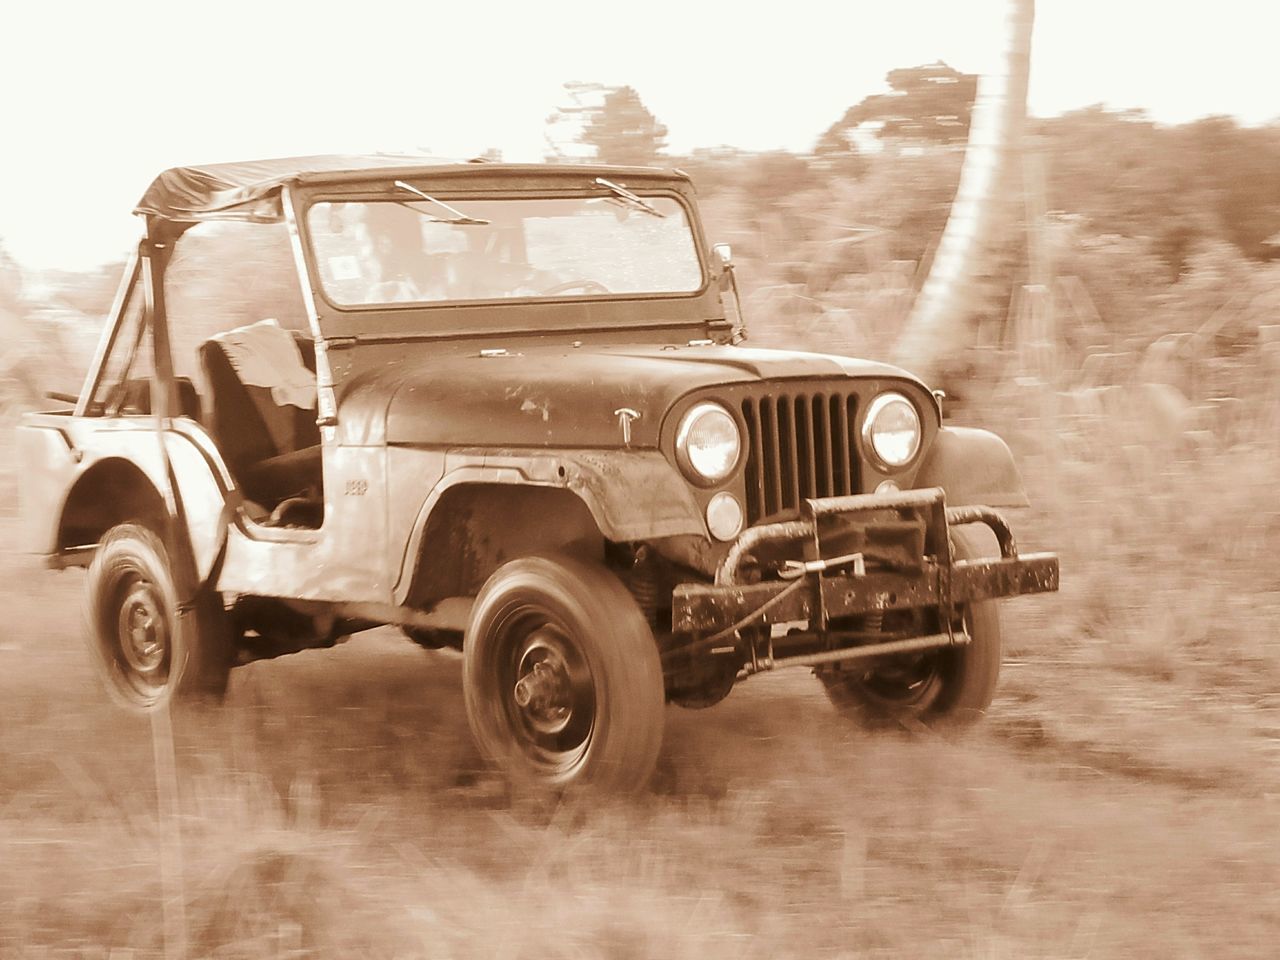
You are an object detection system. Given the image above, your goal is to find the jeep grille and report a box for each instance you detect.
[740,390,860,521]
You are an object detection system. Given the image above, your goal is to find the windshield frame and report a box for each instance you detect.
[293,179,716,340]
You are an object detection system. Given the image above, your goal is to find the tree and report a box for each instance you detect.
[1037,110,1280,272]
[546,83,668,166]
[581,85,668,166]
[1176,117,1280,261]
[820,61,978,152]
[892,0,1035,388]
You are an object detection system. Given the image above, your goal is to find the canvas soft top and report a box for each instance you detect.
[134,154,688,226]
[133,154,455,224]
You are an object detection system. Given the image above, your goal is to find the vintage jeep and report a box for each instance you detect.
[17,156,1058,791]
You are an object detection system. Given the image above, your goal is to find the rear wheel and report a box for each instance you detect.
[463,553,665,793]
[85,522,233,709]
[818,524,1002,727]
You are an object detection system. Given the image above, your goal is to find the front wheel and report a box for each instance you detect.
[818,524,1002,728]
[85,522,234,710]
[462,553,665,793]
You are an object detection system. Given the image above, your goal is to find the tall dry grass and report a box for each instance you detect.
[3,633,1277,959]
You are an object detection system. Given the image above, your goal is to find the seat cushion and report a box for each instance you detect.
[199,332,321,504]
[241,445,323,506]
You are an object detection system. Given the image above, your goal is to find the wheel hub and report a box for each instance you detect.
[513,632,574,734]
[118,580,167,675]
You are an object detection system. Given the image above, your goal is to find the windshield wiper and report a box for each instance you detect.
[594,177,665,218]
[392,180,490,225]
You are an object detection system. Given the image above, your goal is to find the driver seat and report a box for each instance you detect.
[198,323,322,514]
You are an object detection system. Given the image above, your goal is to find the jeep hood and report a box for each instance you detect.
[337,343,923,448]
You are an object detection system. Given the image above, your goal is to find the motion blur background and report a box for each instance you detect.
[2,1,1278,957]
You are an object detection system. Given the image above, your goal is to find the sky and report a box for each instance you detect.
[3,0,1278,272]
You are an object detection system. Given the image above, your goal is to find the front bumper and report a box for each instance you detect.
[669,487,1059,672]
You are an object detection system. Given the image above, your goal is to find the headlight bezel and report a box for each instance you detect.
[861,391,923,471]
[674,401,742,485]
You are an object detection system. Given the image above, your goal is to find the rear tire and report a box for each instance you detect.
[818,524,1002,727]
[85,522,233,710]
[463,553,665,793]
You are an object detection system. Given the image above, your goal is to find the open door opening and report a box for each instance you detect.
[164,221,325,529]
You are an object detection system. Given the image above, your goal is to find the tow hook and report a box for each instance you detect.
[779,552,866,580]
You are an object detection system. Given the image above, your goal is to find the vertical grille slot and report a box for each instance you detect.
[814,394,833,496]
[833,393,853,495]
[741,387,859,523]
[763,399,782,515]
[744,399,767,521]
[795,395,814,499]
[779,399,798,507]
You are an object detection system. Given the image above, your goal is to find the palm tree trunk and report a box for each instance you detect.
[892,0,1035,386]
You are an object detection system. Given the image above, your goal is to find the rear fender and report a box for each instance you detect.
[20,413,236,582]
[913,426,1029,508]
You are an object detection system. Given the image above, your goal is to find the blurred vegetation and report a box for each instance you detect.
[818,60,977,154]
[545,82,669,165]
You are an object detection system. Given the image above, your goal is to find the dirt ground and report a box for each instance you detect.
[0,507,1277,959]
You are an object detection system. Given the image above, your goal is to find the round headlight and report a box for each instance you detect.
[675,402,741,484]
[706,492,744,541]
[862,393,922,469]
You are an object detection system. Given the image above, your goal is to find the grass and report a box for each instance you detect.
[3,698,1277,958]
[971,370,1280,800]
[1,350,1278,958]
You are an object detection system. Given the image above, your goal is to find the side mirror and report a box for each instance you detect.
[711,242,746,344]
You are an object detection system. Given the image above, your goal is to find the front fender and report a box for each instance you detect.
[558,449,707,541]
[433,448,705,541]
[392,447,705,603]
[913,426,1029,508]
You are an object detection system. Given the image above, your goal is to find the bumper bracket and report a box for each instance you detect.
[672,488,1059,666]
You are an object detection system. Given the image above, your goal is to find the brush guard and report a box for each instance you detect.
[668,487,1058,677]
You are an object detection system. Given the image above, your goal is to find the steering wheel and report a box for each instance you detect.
[541,278,611,296]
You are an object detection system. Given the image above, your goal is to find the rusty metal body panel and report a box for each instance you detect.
[335,342,920,450]
[389,447,705,605]
[915,426,1029,508]
[16,414,87,556]
[215,443,391,602]
[18,413,230,583]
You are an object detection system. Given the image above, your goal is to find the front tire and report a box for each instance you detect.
[818,524,1002,727]
[463,553,665,793]
[85,522,233,709]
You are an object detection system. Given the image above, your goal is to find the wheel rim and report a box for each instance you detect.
[110,570,171,698]
[850,609,969,713]
[495,607,597,779]
[855,652,946,709]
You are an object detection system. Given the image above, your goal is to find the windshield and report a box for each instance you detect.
[306,195,703,307]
